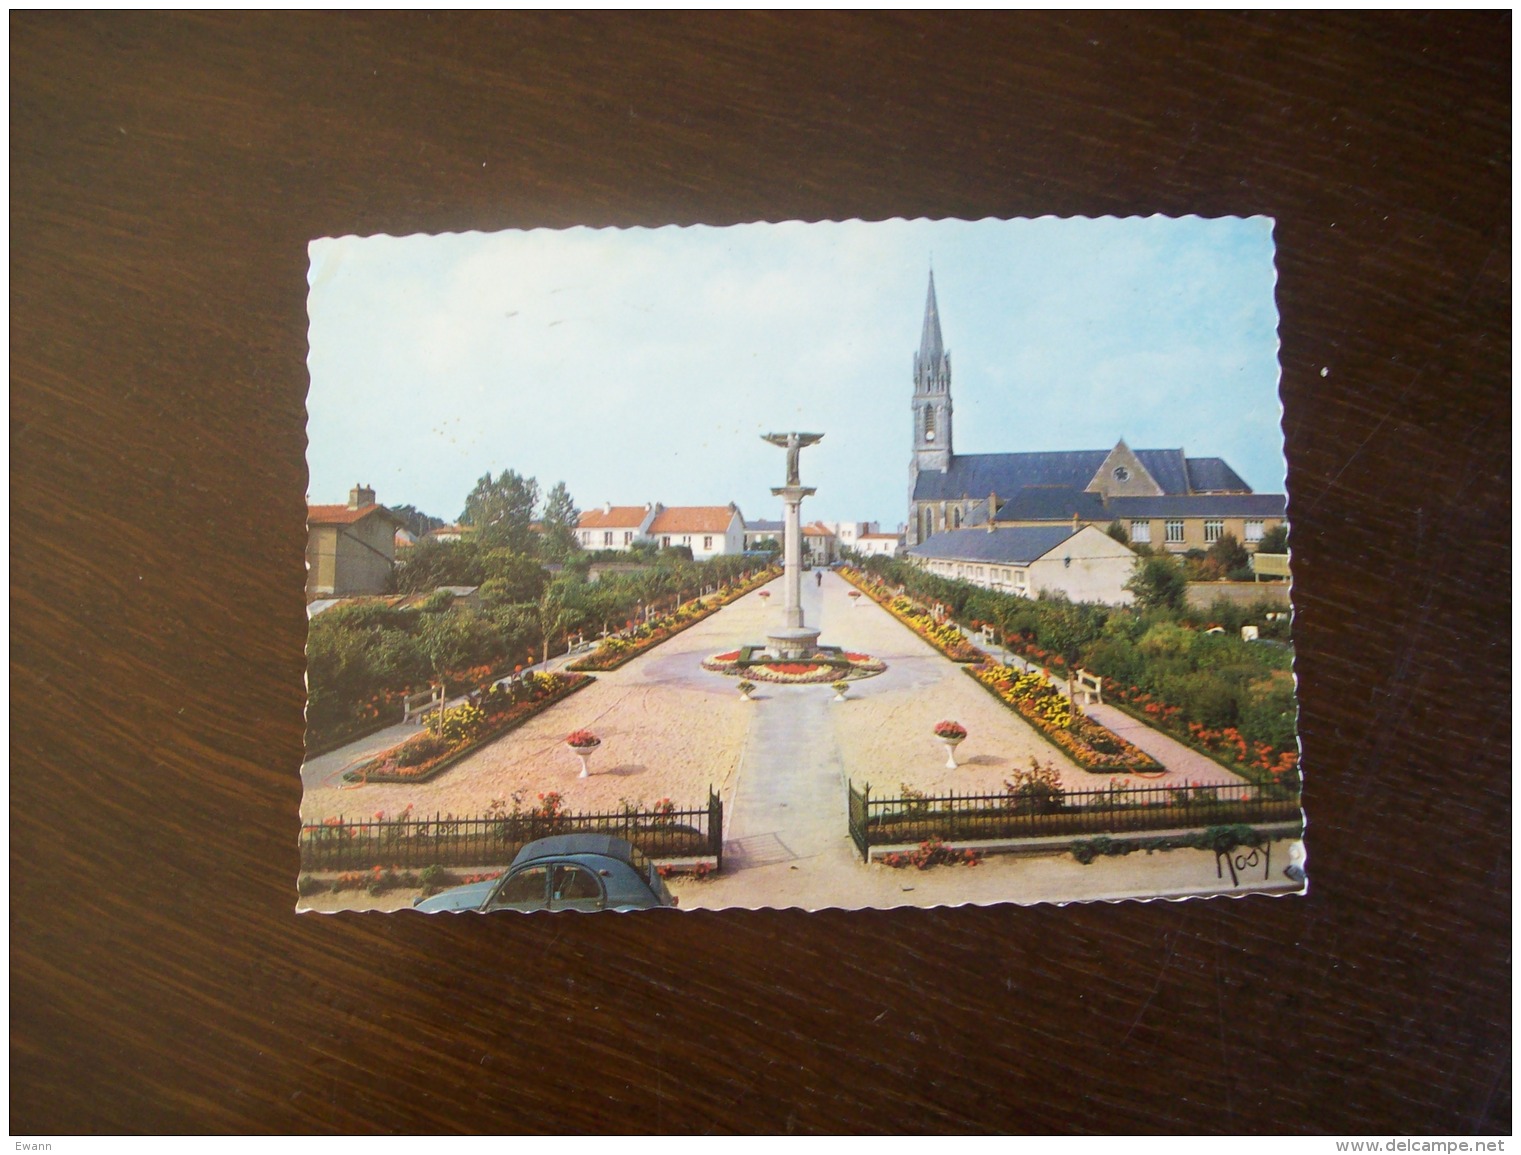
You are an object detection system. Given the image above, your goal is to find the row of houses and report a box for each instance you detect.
[308,487,905,600]
[574,503,903,565]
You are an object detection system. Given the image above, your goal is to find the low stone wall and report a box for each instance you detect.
[1185,581,1293,610]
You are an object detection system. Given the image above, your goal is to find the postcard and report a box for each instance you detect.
[300,216,1304,913]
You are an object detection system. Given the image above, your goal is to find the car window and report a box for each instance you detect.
[550,864,605,911]
[486,866,549,911]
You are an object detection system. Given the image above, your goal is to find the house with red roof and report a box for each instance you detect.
[306,485,406,600]
[647,503,746,559]
[577,503,658,552]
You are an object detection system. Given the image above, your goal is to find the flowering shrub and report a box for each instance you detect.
[439,702,487,745]
[880,838,981,870]
[933,720,967,740]
[969,665,1161,774]
[1003,758,1065,813]
[531,792,566,825]
[841,574,982,661]
[565,729,601,748]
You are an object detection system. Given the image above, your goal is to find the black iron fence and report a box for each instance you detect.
[301,789,723,872]
[847,780,1299,860]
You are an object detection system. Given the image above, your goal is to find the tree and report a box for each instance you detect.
[460,469,539,552]
[1205,531,1250,579]
[394,537,487,593]
[539,480,581,562]
[388,504,445,539]
[1257,524,1289,555]
[1105,520,1130,546]
[1124,554,1188,612]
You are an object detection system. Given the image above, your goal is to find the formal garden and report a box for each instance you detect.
[843,556,1299,791]
[305,546,778,753]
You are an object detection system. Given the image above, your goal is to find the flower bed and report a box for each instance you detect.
[837,569,983,662]
[567,567,780,672]
[306,660,527,757]
[966,664,1162,774]
[1102,681,1300,788]
[343,671,594,784]
[701,649,886,684]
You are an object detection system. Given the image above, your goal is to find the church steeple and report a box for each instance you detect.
[911,269,953,473]
[919,270,945,364]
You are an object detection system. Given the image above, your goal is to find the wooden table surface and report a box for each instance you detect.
[11,12,1510,1135]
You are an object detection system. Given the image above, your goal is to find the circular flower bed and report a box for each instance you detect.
[702,649,887,684]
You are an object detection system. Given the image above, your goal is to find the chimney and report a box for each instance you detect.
[1072,512,1080,532]
[604,501,612,515]
[349,483,375,510]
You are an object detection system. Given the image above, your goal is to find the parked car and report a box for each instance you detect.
[413,833,678,913]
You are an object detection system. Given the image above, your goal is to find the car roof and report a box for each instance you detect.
[510,833,642,868]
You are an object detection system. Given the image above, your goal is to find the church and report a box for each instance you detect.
[905,272,1286,556]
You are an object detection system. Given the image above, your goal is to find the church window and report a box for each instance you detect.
[1130,520,1151,544]
[951,507,962,529]
[921,508,934,541]
[1113,466,1130,483]
[1165,520,1185,544]
[1204,519,1224,544]
[924,406,936,442]
[1245,520,1264,543]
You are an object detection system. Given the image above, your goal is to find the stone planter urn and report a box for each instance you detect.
[566,730,601,778]
[832,680,850,702]
[848,590,862,607]
[737,681,756,701]
[933,722,967,769]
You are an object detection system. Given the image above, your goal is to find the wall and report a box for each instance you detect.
[1184,580,1294,610]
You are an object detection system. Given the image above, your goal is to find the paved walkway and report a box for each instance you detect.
[677,572,1273,911]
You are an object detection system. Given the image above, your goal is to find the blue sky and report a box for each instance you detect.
[307,216,1282,530]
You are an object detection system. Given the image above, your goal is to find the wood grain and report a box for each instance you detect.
[11,12,1510,1134]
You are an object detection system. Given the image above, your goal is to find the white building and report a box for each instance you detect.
[647,504,747,559]
[577,503,657,551]
[853,532,903,558]
[801,522,837,565]
[904,524,1137,605]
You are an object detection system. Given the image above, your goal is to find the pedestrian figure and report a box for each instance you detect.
[816,570,823,587]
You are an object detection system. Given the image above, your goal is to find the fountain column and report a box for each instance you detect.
[762,432,824,659]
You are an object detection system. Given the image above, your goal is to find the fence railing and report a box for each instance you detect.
[847,780,1300,860]
[301,790,723,872]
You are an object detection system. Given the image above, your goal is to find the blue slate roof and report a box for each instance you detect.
[1107,494,1286,517]
[744,520,785,532]
[1185,457,1252,493]
[912,448,1256,502]
[905,526,1082,566]
[993,486,1111,522]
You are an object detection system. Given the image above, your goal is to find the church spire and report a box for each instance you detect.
[919,269,945,363]
[910,268,952,474]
